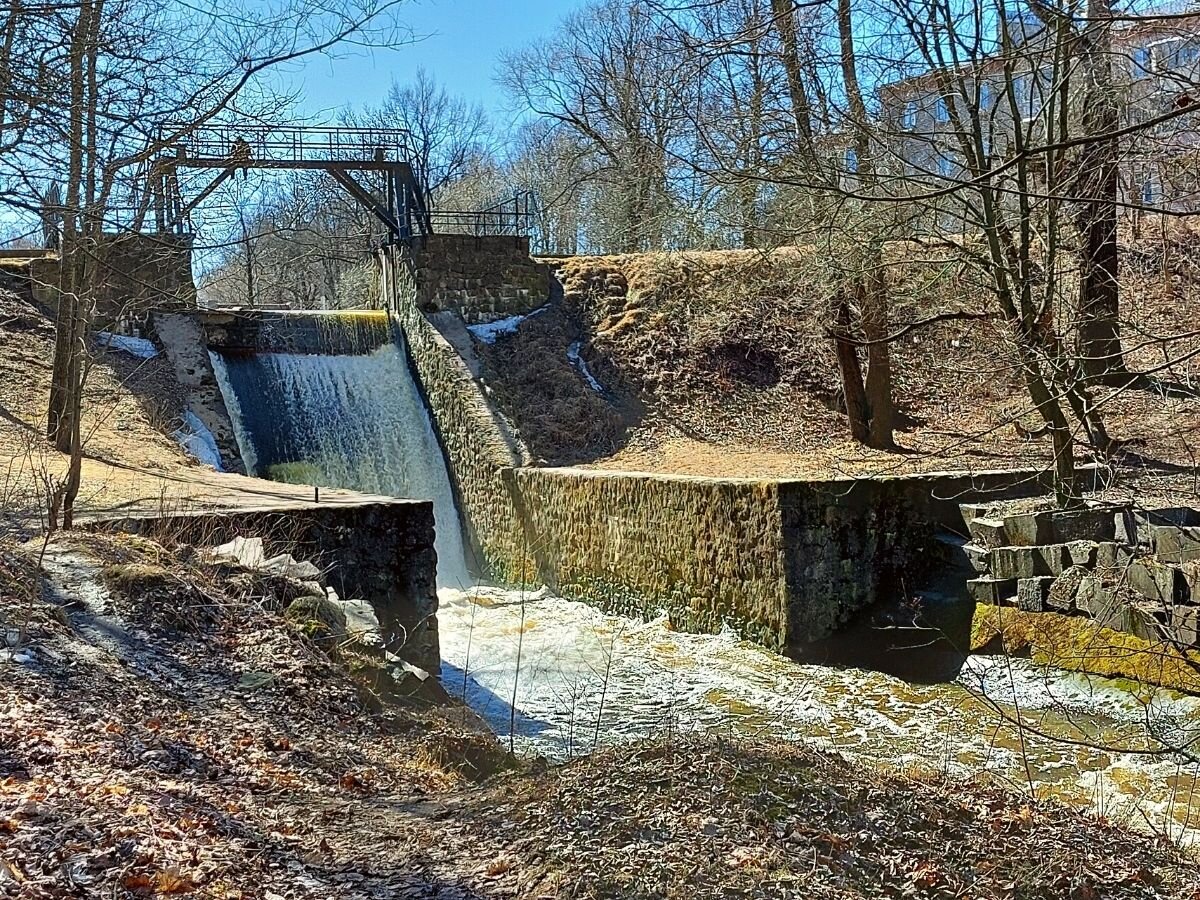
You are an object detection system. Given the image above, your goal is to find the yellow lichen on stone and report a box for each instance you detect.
[971,603,1200,695]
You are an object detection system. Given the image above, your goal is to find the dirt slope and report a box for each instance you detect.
[474,246,1200,492]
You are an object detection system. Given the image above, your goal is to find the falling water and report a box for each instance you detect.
[209,313,469,588]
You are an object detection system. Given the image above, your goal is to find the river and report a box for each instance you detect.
[438,585,1200,845]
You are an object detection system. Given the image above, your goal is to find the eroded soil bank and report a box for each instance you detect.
[3,534,1198,899]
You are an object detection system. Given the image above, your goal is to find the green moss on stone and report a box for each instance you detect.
[971,603,1200,695]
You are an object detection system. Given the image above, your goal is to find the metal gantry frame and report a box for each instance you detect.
[143,125,432,242]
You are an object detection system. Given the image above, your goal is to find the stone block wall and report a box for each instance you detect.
[86,499,440,671]
[410,234,552,323]
[380,246,532,580]
[964,502,1200,651]
[31,232,196,330]
[510,469,792,647]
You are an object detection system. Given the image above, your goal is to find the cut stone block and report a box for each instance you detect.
[967,517,1008,549]
[967,577,1017,605]
[1114,508,1142,547]
[1095,542,1128,569]
[1000,512,1049,546]
[1183,562,1200,598]
[1047,566,1087,612]
[1017,576,1054,612]
[963,542,990,574]
[1168,605,1200,647]
[1118,602,1167,643]
[1064,540,1098,569]
[1050,508,1119,544]
[1126,558,1188,604]
[1076,574,1118,622]
[1150,524,1200,565]
[1001,508,1117,547]
[959,504,994,530]
[989,546,1050,580]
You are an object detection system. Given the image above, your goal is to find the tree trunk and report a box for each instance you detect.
[1074,0,1125,381]
[861,257,896,449]
[48,1,91,451]
[770,0,814,157]
[836,0,896,449]
[834,293,870,443]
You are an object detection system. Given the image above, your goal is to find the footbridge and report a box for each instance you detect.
[141,123,533,244]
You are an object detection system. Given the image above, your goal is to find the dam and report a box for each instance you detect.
[139,237,1200,843]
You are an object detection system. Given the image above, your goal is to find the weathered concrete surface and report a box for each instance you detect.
[186,308,394,356]
[85,499,439,672]
[152,312,245,472]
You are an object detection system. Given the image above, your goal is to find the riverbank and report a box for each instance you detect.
[3,532,1198,898]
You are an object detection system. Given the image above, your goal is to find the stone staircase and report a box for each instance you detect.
[962,502,1200,647]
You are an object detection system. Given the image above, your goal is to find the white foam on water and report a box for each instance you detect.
[438,585,1200,842]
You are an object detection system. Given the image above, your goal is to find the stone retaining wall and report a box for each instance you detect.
[380,246,532,580]
[381,243,1066,647]
[86,499,439,671]
[410,234,551,323]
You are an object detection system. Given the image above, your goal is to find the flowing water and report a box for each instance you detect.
[209,310,1200,844]
[438,584,1200,844]
[208,315,469,588]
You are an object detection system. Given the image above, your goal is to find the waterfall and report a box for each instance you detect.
[208,314,469,589]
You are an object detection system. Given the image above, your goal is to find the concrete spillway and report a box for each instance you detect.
[208,313,469,589]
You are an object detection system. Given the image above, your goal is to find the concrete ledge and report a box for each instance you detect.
[193,309,394,356]
[84,499,439,672]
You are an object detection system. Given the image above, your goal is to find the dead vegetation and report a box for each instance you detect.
[3,532,1198,897]
[470,244,1200,486]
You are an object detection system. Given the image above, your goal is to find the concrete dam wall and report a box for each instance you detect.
[169,245,1061,657]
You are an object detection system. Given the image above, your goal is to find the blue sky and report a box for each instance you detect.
[281,0,569,127]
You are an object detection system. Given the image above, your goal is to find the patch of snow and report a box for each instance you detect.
[172,410,223,470]
[567,341,605,393]
[0,648,36,666]
[94,331,159,358]
[466,305,548,344]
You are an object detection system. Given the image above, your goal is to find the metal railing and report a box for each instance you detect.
[428,191,534,237]
[159,124,413,166]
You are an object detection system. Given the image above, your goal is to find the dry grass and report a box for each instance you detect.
[462,244,1200,485]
